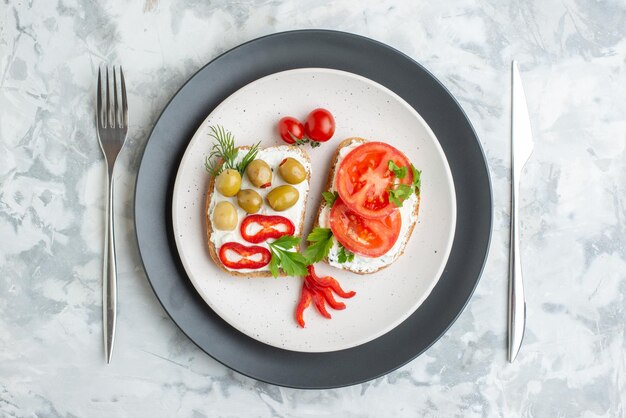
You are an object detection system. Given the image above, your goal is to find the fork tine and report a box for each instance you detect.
[113,66,119,128]
[120,66,128,128]
[97,68,103,128]
[105,67,111,128]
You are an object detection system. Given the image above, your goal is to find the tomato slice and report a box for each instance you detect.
[335,142,413,219]
[240,215,295,244]
[218,242,271,270]
[329,198,401,257]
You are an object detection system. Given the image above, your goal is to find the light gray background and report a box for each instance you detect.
[1,0,624,417]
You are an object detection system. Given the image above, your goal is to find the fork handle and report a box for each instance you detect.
[103,171,117,363]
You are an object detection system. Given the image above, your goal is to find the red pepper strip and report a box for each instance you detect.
[303,275,346,310]
[295,287,312,327]
[240,215,295,244]
[322,279,356,299]
[311,291,331,319]
[318,286,346,310]
[294,264,357,327]
[218,242,271,270]
[305,265,356,298]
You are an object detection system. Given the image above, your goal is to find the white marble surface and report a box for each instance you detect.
[1,0,625,416]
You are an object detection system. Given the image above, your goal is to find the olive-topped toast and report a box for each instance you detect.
[204,126,311,277]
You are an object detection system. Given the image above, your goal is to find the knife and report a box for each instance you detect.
[508,61,533,362]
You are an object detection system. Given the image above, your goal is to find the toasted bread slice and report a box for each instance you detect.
[206,145,311,277]
[314,138,421,274]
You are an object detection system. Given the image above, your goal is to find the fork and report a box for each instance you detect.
[96,66,128,364]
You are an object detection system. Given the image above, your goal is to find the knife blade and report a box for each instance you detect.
[508,61,534,362]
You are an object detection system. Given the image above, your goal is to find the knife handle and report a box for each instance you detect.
[508,178,526,362]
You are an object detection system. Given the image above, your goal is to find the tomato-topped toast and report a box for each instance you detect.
[310,138,421,274]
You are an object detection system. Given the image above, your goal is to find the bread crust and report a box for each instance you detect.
[314,138,421,274]
[206,146,311,277]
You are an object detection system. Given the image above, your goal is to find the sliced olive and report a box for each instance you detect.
[213,201,237,230]
[278,158,307,184]
[267,185,299,211]
[237,189,263,214]
[246,159,273,188]
[215,169,241,197]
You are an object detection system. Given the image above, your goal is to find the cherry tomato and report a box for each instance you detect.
[304,108,335,142]
[240,215,295,244]
[278,116,305,145]
[329,198,401,257]
[218,242,271,270]
[335,142,413,219]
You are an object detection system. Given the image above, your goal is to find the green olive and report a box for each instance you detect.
[237,189,263,214]
[278,158,307,184]
[215,169,241,197]
[246,159,273,188]
[213,201,237,230]
[267,185,299,211]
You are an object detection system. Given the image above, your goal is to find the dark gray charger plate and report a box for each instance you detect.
[135,30,492,389]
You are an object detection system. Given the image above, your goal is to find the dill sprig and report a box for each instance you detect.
[205,125,237,177]
[237,142,260,174]
[204,125,260,177]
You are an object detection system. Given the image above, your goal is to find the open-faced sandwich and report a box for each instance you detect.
[306,138,421,274]
[205,126,311,277]
[201,117,421,327]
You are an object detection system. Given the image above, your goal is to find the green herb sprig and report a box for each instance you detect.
[388,160,407,179]
[304,227,334,264]
[322,191,338,207]
[337,244,355,263]
[411,164,421,193]
[387,160,422,208]
[205,125,260,177]
[268,235,308,278]
[305,228,355,264]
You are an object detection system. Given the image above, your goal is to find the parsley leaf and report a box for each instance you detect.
[268,235,308,278]
[279,251,308,277]
[322,191,338,207]
[411,163,421,194]
[387,159,422,207]
[337,244,355,263]
[388,160,407,179]
[268,252,279,277]
[270,235,301,250]
[388,184,413,207]
[304,227,334,264]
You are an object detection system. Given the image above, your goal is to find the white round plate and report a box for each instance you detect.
[172,68,456,352]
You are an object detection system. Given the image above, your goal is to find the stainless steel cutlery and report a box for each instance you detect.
[508,61,533,362]
[96,66,129,363]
